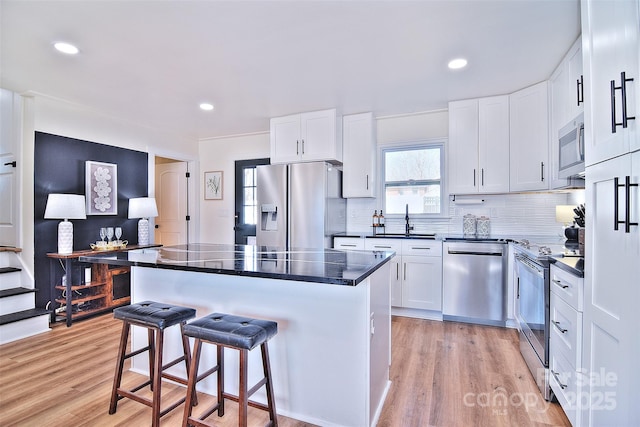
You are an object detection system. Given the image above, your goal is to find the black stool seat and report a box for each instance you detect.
[109,301,197,427]
[182,313,278,427]
[113,300,195,329]
[184,313,277,350]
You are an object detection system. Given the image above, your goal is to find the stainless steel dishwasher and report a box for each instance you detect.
[442,240,507,326]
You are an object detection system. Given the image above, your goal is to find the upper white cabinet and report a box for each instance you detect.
[550,37,584,131]
[448,96,510,194]
[582,0,639,166]
[342,112,376,198]
[509,81,550,191]
[270,109,342,164]
[549,36,585,190]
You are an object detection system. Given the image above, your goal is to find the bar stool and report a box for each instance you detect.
[109,300,196,427]
[182,313,278,427]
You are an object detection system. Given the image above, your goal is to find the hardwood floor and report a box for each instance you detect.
[0,314,570,427]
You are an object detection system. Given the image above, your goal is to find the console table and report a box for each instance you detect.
[47,245,160,326]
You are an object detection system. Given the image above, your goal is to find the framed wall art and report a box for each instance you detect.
[204,171,223,200]
[85,160,118,215]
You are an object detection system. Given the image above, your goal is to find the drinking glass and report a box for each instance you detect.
[106,227,114,242]
[115,227,122,240]
[99,227,107,242]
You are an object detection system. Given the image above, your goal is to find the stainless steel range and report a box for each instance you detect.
[512,238,566,401]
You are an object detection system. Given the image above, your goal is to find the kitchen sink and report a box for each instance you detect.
[368,233,437,239]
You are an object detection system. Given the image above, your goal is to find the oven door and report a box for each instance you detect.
[515,254,549,365]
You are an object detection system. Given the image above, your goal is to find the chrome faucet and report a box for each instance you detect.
[405,204,414,236]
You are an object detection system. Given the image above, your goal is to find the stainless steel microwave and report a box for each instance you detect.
[558,112,585,178]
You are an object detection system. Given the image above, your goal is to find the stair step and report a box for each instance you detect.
[0,287,37,298]
[0,267,21,275]
[0,308,51,326]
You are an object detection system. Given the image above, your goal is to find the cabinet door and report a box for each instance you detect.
[300,109,339,162]
[343,112,375,198]
[389,257,402,307]
[583,152,639,426]
[549,63,571,190]
[402,255,442,311]
[509,81,549,191]
[566,37,584,119]
[478,96,510,193]
[582,0,639,165]
[333,237,365,250]
[448,99,479,194]
[270,114,301,164]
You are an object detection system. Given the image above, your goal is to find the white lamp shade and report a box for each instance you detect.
[555,205,575,225]
[128,197,158,219]
[44,194,86,220]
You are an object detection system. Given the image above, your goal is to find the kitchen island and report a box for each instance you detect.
[81,243,393,427]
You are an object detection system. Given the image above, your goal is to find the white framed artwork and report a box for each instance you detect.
[85,160,117,215]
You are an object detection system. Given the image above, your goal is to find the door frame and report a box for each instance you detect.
[151,152,198,244]
[234,158,270,244]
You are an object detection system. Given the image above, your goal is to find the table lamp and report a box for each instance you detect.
[128,197,158,245]
[556,205,577,241]
[44,194,87,254]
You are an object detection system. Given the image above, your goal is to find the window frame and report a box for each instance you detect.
[379,139,448,218]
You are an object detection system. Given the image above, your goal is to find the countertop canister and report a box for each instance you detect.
[463,214,477,235]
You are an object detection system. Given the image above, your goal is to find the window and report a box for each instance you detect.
[382,143,444,215]
[242,167,258,225]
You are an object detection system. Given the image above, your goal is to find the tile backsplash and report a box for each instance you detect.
[346,190,585,237]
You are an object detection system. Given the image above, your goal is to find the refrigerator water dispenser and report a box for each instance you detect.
[261,204,278,231]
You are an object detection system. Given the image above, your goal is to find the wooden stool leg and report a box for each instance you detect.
[151,328,164,427]
[182,338,203,427]
[148,328,155,391]
[217,345,224,416]
[180,322,198,406]
[261,343,278,427]
[109,321,130,414]
[238,348,248,427]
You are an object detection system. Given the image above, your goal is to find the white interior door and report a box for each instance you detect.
[155,161,188,246]
[0,89,21,247]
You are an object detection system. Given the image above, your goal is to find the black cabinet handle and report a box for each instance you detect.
[577,75,584,106]
[301,139,305,155]
[296,140,299,155]
[625,176,638,233]
[481,168,484,186]
[473,169,476,187]
[615,176,639,233]
[3,161,16,167]
[611,71,636,133]
[366,174,369,190]
[541,162,545,182]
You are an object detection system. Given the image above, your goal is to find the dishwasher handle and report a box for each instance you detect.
[447,250,503,256]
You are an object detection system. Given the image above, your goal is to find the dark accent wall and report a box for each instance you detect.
[34,132,148,309]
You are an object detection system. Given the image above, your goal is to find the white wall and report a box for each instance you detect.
[198,132,270,244]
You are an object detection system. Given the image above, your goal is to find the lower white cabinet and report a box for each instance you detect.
[364,239,442,311]
[549,264,584,426]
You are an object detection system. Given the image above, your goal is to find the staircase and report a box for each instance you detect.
[0,248,51,344]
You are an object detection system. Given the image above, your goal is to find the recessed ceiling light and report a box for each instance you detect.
[54,42,79,55]
[199,103,214,111]
[448,58,468,70]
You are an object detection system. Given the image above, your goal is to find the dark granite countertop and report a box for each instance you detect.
[550,256,585,277]
[79,243,395,286]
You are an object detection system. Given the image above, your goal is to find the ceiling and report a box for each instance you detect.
[1,0,581,142]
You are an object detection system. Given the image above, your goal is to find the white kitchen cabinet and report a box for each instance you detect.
[509,81,550,191]
[582,0,639,166]
[582,150,639,426]
[400,240,442,311]
[448,96,509,194]
[549,37,585,190]
[549,264,584,427]
[333,237,365,251]
[364,239,442,311]
[365,239,403,307]
[342,112,376,198]
[270,109,342,164]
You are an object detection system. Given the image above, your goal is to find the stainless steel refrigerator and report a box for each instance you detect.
[256,162,346,249]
